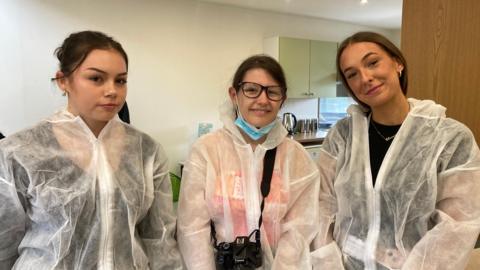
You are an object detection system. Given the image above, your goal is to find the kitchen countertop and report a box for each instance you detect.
[288,130,328,145]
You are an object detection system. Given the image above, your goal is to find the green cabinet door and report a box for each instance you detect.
[279,37,311,98]
[309,40,337,98]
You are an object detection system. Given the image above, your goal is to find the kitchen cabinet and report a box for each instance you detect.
[310,40,338,97]
[264,37,337,98]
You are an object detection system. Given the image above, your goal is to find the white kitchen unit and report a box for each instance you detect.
[264,36,337,98]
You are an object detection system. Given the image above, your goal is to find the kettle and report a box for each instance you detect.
[282,113,297,135]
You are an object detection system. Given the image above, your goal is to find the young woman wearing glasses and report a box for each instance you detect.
[177,55,319,269]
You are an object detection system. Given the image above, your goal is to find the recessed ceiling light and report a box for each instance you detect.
[360,0,368,4]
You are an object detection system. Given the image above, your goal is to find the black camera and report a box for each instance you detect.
[215,230,262,270]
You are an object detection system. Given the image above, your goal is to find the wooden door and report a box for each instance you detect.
[402,0,480,144]
[402,1,480,268]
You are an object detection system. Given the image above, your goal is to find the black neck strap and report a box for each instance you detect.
[211,147,277,246]
[258,147,276,228]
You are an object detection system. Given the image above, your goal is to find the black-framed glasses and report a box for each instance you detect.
[237,82,285,101]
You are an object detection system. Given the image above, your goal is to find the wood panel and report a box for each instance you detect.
[467,249,480,270]
[402,1,480,267]
[402,0,480,144]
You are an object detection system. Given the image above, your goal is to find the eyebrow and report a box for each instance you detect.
[342,52,379,74]
[86,67,128,76]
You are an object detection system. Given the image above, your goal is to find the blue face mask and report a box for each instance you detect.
[233,98,277,141]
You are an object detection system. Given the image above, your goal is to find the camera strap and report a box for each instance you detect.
[211,147,277,246]
[258,147,276,228]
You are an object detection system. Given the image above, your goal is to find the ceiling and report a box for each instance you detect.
[197,0,403,29]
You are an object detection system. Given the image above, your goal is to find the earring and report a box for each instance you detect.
[398,70,402,77]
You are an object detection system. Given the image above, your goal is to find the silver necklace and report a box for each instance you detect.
[370,119,396,142]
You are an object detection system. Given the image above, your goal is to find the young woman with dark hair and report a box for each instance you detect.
[177,55,319,269]
[0,30,181,269]
[311,31,480,270]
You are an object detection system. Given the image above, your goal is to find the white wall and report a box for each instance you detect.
[280,99,318,120]
[390,29,402,48]
[0,0,399,173]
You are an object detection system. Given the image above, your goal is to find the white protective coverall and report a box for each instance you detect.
[0,110,182,270]
[311,98,480,270]
[177,101,320,269]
